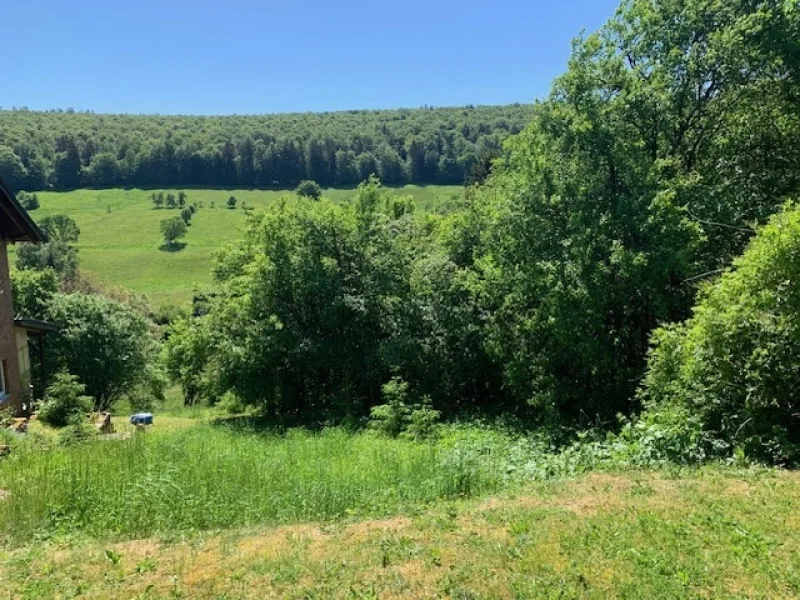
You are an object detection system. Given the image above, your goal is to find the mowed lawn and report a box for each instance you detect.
[20,186,462,306]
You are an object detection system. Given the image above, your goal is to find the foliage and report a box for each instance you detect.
[46,293,161,411]
[369,378,441,441]
[227,195,237,209]
[163,316,215,405]
[0,105,531,191]
[180,207,192,225]
[369,378,412,437]
[296,179,322,200]
[204,178,415,422]
[37,373,93,428]
[17,191,39,210]
[39,214,80,243]
[640,203,800,464]
[10,267,59,318]
[159,216,187,247]
[15,214,81,277]
[457,0,800,424]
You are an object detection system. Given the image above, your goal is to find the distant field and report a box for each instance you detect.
[18,186,462,307]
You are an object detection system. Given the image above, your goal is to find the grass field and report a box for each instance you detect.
[1,419,799,598]
[20,186,462,307]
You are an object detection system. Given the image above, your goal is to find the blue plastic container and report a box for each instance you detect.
[130,413,154,425]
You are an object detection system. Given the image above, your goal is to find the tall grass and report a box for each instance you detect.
[0,425,535,543]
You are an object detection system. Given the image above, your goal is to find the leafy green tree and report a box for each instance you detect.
[205,178,411,421]
[53,135,83,189]
[16,214,82,277]
[163,317,215,405]
[178,191,187,206]
[46,293,159,411]
[86,152,120,188]
[11,268,59,318]
[40,214,80,244]
[640,203,800,464]
[160,217,187,248]
[16,191,39,210]
[0,146,28,191]
[180,207,193,225]
[165,193,177,209]
[152,193,164,209]
[295,179,322,200]
[463,0,800,422]
[227,196,237,209]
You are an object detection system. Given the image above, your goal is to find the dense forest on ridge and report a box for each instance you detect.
[0,105,532,191]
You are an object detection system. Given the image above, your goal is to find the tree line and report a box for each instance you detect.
[0,105,532,192]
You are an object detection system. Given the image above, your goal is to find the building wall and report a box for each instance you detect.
[0,242,24,414]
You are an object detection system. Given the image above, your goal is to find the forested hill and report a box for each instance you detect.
[0,104,533,191]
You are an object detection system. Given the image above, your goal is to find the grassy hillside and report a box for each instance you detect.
[19,186,461,306]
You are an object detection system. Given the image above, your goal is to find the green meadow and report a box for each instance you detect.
[21,186,462,306]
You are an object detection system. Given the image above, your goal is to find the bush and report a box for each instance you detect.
[57,421,97,446]
[369,378,411,437]
[17,191,39,211]
[369,378,441,440]
[38,373,93,428]
[640,203,800,464]
[296,180,322,200]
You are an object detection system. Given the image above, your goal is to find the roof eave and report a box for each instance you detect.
[0,177,46,244]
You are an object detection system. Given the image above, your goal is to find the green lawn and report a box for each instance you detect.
[20,186,462,307]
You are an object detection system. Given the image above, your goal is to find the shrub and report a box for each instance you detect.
[38,373,93,428]
[57,420,97,446]
[369,378,411,438]
[17,191,39,211]
[640,203,800,464]
[369,378,441,440]
[180,207,192,225]
[296,180,322,200]
[227,196,237,209]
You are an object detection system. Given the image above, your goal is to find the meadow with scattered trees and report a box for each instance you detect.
[1,0,800,596]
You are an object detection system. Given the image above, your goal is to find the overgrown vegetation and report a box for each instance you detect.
[0,424,542,541]
[640,203,800,464]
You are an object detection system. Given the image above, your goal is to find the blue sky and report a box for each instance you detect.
[3,0,620,115]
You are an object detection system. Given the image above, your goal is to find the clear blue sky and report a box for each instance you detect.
[3,0,620,115]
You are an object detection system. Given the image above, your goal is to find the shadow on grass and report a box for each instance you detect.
[159,242,187,252]
[210,412,353,436]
